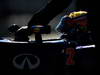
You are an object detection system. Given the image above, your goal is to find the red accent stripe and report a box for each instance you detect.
[65,18,89,26]
[65,48,76,65]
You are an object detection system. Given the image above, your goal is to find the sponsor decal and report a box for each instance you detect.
[12,54,40,70]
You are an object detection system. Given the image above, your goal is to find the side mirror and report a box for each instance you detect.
[8,24,20,33]
[8,24,51,43]
[31,25,51,43]
[32,25,51,34]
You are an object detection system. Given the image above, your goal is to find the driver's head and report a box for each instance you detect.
[56,10,88,33]
[68,11,88,18]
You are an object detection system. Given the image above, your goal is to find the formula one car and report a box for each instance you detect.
[0,11,96,75]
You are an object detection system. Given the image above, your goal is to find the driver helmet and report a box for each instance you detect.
[56,11,88,33]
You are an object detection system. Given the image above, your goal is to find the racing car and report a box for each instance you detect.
[0,11,96,75]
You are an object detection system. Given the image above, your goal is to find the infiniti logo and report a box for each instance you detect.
[12,54,40,70]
